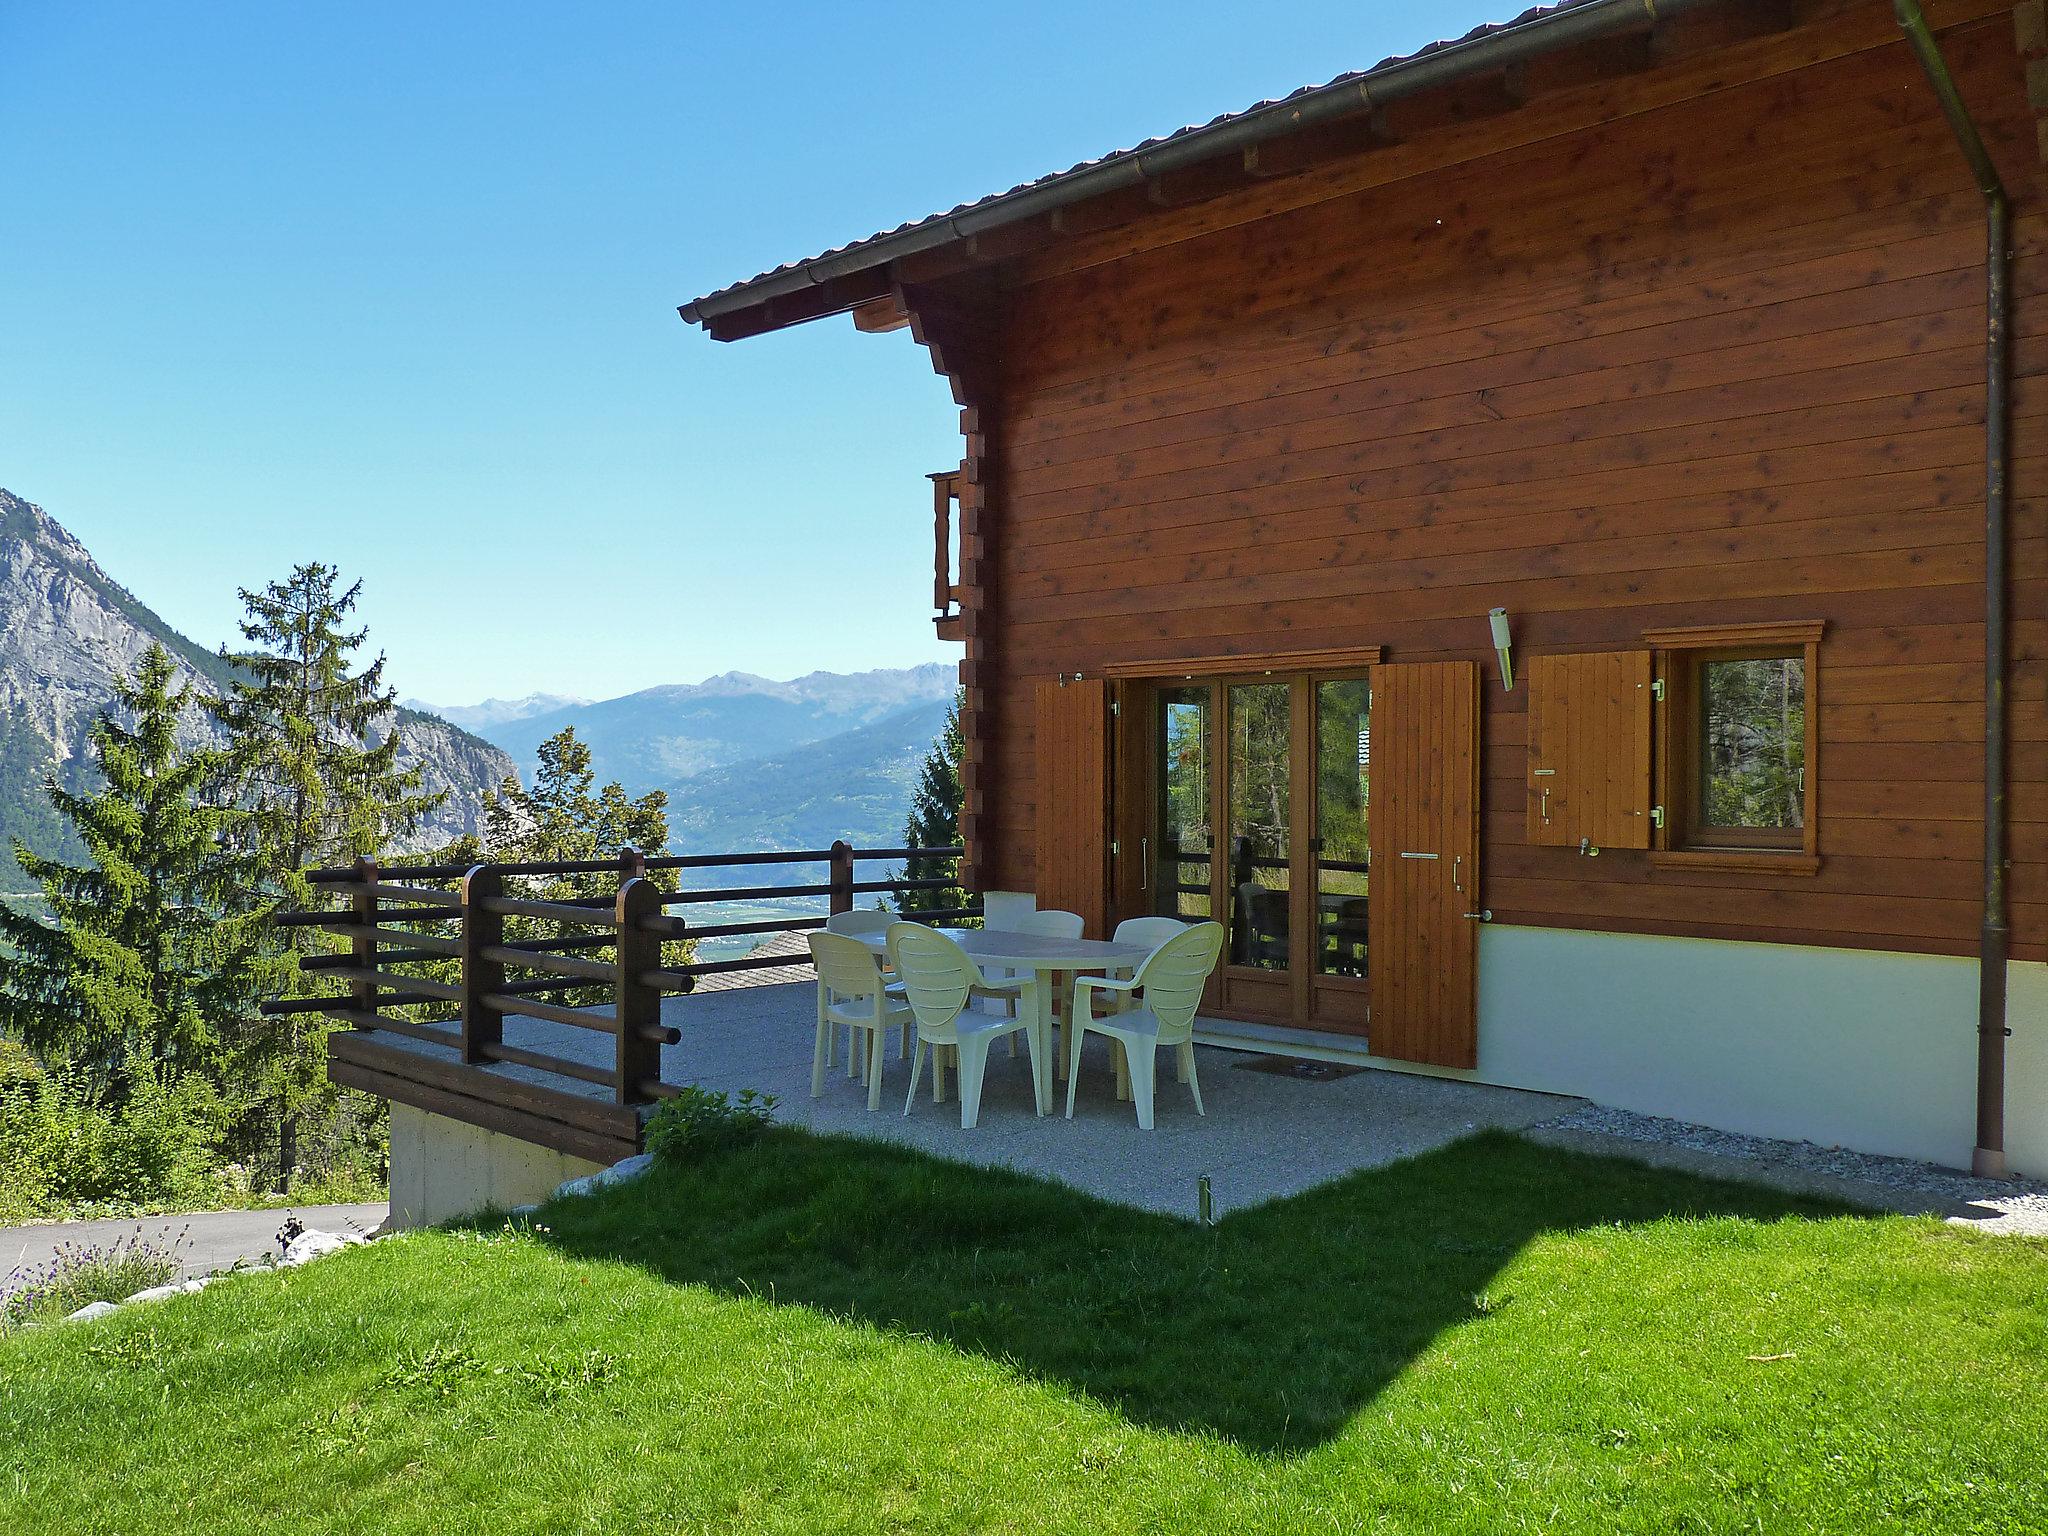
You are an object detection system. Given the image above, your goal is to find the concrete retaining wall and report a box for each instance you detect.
[387,1101,607,1229]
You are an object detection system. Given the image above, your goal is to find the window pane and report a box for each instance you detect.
[1315,678,1370,978]
[1154,688,1211,919]
[1227,683,1290,970]
[1699,656,1805,832]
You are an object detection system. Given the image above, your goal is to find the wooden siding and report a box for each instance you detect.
[958,4,2048,962]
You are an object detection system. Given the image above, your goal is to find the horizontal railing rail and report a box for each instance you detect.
[268,842,980,1132]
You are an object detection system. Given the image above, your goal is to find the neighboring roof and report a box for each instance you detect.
[679,0,1714,329]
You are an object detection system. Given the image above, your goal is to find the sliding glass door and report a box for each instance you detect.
[1310,678,1372,1031]
[1151,686,1212,920]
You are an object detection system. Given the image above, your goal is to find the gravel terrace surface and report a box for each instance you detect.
[1529,1104,2048,1237]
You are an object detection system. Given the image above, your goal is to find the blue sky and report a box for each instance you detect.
[0,1,1497,706]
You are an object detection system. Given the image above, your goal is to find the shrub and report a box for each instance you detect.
[0,1056,223,1220]
[644,1086,775,1164]
[0,1226,185,1330]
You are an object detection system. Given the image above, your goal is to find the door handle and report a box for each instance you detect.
[1463,910,1492,922]
[1398,851,1439,860]
[1453,854,1463,892]
[1140,836,1148,892]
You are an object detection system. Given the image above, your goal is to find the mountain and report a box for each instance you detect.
[473,664,955,787]
[662,696,954,871]
[0,488,516,878]
[401,693,589,731]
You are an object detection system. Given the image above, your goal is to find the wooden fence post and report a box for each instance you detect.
[619,846,646,883]
[350,857,379,1021]
[829,840,855,916]
[461,864,504,1064]
[614,877,664,1105]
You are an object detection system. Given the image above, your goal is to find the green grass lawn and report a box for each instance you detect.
[2,1128,2044,1534]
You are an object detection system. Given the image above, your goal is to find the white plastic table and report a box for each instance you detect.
[857,926,1155,1113]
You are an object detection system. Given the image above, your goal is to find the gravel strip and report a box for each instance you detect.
[1534,1103,2048,1236]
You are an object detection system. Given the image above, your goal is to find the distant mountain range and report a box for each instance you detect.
[445,664,956,788]
[430,664,958,877]
[0,488,515,879]
[660,694,954,856]
[402,693,590,731]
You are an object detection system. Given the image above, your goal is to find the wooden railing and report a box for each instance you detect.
[266,843,974,1160]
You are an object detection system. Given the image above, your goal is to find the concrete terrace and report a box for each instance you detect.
[384,957,1570,1219]
[644,980,1573,1218]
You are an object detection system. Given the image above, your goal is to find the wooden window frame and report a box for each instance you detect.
[1643,621,1823,876]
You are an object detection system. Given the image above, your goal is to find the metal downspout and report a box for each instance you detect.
[1891,0,2012,1178]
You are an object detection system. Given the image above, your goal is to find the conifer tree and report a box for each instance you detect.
[0,645,272,1091]
[895,694,965,916]
[476,725,674,1004]
[482,725,669,869]
[207,563,442,1182]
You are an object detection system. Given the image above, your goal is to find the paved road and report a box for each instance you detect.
[4,1203,389,1281]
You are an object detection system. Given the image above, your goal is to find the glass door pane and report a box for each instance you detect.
[1153,687,1212,918]
[1227,682,1292,970]
[1314,677,1371,979]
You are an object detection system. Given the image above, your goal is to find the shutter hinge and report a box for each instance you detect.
[1110,699,1121,717]
[1651,678,1665,702]
[1650,805,1665,829]
[1110,839,1120,857]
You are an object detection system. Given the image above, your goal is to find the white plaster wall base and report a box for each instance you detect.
[388,1101,607,1229]
[1474,926,2047,1178]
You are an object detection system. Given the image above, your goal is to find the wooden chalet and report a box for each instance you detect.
[681,0,2048,1178]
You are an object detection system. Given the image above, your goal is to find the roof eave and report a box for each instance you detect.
[678,0,1732,332]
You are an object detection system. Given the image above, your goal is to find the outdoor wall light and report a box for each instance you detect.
[1488,607,1515,691]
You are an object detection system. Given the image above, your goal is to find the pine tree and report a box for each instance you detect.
[896,694,965,916]
[206,564,443,1183]
[0,645,273,1092]
[481,726,669,867]
[475,725,675,1004]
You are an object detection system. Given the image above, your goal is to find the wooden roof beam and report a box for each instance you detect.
[850,294,910,332]
[705,267,893,342]
[1142,150,1266,208]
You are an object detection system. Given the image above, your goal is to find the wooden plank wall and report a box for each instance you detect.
[965,3,2048,962]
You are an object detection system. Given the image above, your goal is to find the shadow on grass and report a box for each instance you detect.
[531,1126,1862,1455]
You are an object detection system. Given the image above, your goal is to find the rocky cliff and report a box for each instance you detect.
[0,488,514,874]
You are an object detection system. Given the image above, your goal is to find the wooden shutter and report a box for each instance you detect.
[1526,651,1653,850]
[1367,661,1480,1070]
[1034,677,1110,937]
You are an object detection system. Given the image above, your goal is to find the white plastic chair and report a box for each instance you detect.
[822,907,909,1061]
[1017,909,1084,941]
[984,908,1084,1057]
[1108,916,1190,1008]
[825,909,893,938]
[888,922,1045,1129]
[808,932,913,1112]
[1112,915,1189,950]
[1003,909,1085,1065]
[1066,921,1225,1129]
[982,890,1037,929]
[1103,915,1191,1093]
